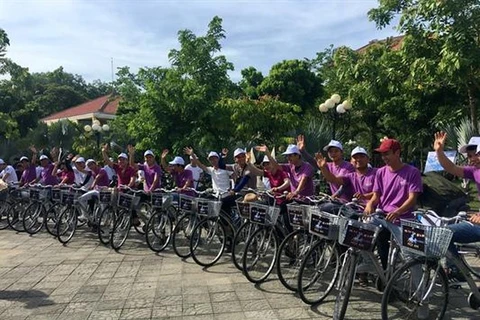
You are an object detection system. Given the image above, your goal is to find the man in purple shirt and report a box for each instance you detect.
[279,145,315,200]
[364,138,423,273]
[128,146,162,192]
[316,146,377,206]
[37,155,58,186]
[77,159,111,221]
[19,155,37,187]
[160,151,193,196]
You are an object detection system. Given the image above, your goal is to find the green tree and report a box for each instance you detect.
[239,67,264,99]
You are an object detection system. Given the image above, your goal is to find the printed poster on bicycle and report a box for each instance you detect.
[250,205,267,224]
[288,206,304,227]
[310,213,331,237]
[402,225,426,253]
[343,224,376,251]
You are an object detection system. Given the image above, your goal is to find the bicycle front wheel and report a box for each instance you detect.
[242,226,278,283]
[458,243,480,279]
[333,251,357,320]
[146,210,173,253]
[97,206,116,245]
[172,213,196,258]
[298,239,340,305]
[23,202,46,234]
[45,203,63,236]
[190,217,226,267]
[277,229,311,291]
[0,200,10,230]
[232,221,256,270]
[57,206,78,244]
[110,209,131,251]
[381,258,449,320]
[7,201,27,232]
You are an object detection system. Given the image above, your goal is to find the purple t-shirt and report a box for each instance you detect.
[138,163,162,192]
[327,161,355,201]
[463,166,480,198]
[93,167,110,188]
[21,166,37,185]
[40,163,58,186]
[281,162,315,197]
[173,170,194,196]
[344,167,377,205]
[373,164,423,222]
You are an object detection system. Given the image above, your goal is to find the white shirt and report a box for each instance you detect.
[185,164,203,189]
[73,167,93,188]
[35,166,42,179]
[205,167,232,197]
[0,165,18,184]
[103,165,115,181]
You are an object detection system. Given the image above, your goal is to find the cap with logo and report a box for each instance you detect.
[169,156,185,166]
[282,145,301,155]
[351,146,368,157]
[459,136,480,154]
[233,148,246,158]
[208,151,219,159]
[144,150,154,157]
[323,140,343,151]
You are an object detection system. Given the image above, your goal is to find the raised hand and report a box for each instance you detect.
[314,152,327,168]
[183,147,193,156]
[127,144,135,155]
[29,145,37,154]
[433,131,447,152]
[102,143,109,153]
[161,149,169,159]
[297,134,306,151]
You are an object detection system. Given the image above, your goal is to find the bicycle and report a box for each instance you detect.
[333,209,403,320]
[0,184,24,230]
[56,187,88,244]
[18,185,53,233]
[145,189,176,253]
[381,210,480,320]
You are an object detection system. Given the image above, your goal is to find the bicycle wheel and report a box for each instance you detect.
[97,206,116,245]
[23,202,46,234]
[277,229,311,291]
[134,202,151,235]
[232,221,256,270]
[381,258,449,320]
[298,239,340,305]
[242,226,278,283]
[45,203,63,236]
[7,201,28,232]
[0,200,10,230]
[172,213,196,258]
[190,217,227,267]
[110,209,131,250]
[333,251,357,320]
[458,243,480,279]
[57,206,78,244]
[146,209,173,252]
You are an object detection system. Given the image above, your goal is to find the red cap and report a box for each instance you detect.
[375,139,401,153]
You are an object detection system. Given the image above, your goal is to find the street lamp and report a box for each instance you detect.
[319,93,352,139]
[84,119,110,148]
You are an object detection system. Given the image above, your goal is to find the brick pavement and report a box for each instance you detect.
[0,228,478,319]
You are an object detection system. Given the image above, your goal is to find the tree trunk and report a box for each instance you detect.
[468,84,479,134]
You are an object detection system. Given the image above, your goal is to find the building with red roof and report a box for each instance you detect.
[41,94,120,125]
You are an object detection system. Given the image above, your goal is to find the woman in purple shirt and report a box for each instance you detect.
[128,146,162,192]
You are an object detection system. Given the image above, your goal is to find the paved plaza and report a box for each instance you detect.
[0,228,478,320]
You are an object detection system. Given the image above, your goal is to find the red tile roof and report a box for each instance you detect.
[356,35,404,54]
[42,95,120,121]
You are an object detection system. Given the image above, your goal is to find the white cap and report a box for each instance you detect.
[39,155,49,161]
[233,148,246,158]
[282,144,301,155]
[20,156,29,162]
[459,136,480,153]
[169,156,185,165]
[351,146,368,157]
[86,159,96,165]
[208,151,219,158]
[75,157,85,163]
[323,140,343,151]
[262,155,271,163]
[117,153,128,159]
[0,159,5,165]
[144,150,154,157]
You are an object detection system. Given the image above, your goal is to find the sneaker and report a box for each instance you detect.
[417,304,429,320]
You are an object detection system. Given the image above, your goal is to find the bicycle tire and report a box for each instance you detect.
[190,217,227,267]
[172,213,196,258]
[110,209,131,251]
[242,226,278,284]
[232,221,256,271]
[134,201,151,235]
[0,200,10,230]
[57,206,78,244]
[97,206,116,245]
[23,202,45,235]
[333,251,357,320]
[381,258,449,320]
[146,209,173,253]
[457,243,480,279]
[276,229,307,291]
[44,203,63,236]
[298,239,340,305]
[7,201,28,232]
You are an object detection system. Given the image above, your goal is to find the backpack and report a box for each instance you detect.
[418,172,469,217]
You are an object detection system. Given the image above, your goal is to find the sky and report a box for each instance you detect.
[0,0,399,83]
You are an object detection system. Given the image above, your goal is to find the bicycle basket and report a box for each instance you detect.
[52,188,62,202]
[179,194,195,212]
[117,192,135,210]
[9,186,22,199]
[286,203,309,229]
[196,199,222,218]
[151,192,173,209]
[249,202,280,226]
[29,188,41,200]
[308,207,340,240]
[61,189,83,205]
[235,200,250,218]
[400,219,453,258]
[338,216,381,251]
[99,189,113,204]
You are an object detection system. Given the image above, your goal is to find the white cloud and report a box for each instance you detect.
[0,0,399,82]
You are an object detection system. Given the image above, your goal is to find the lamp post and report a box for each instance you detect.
[84,119,110,148]
[319,93,352,140]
